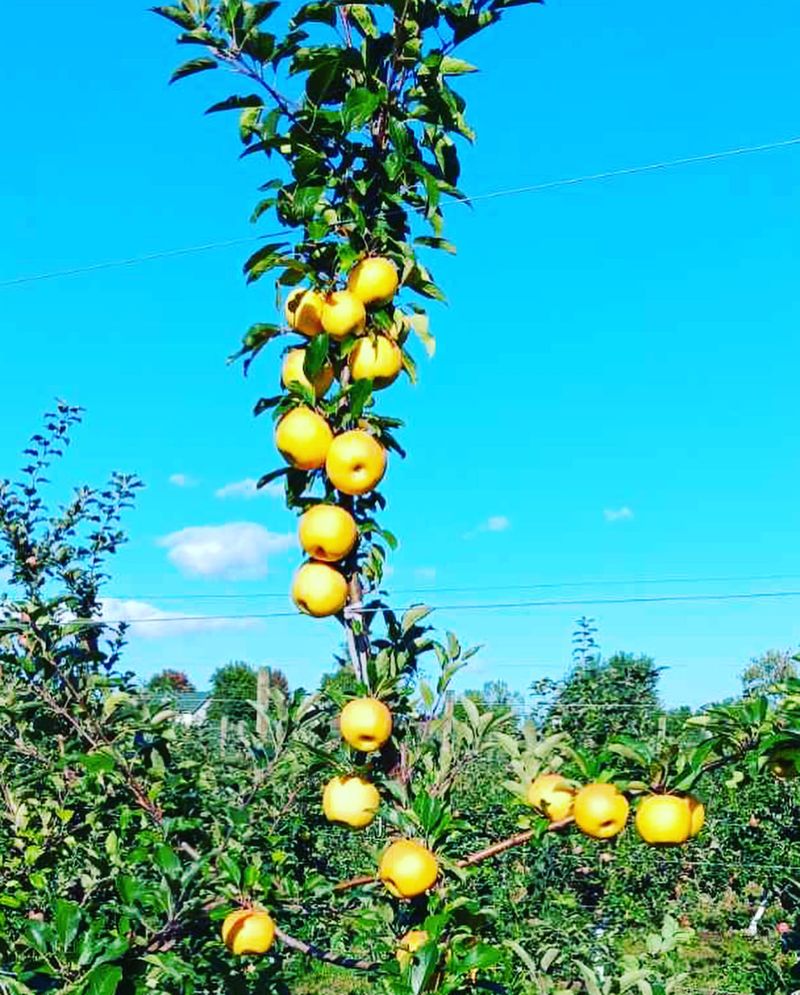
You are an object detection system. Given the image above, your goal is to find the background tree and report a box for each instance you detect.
[742,648,798,697]
[458,680,525,722]
[146,669,196,694]
[208,661,290,723]
[537,650,663,753]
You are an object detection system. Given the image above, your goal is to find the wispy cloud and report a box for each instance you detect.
[414,566,437,582]
[215,477,283,500]
[464,515,511,539]
[100,598,260,638]
[603,506,634,523]
[158,522,295,580]
[169,473,198,488]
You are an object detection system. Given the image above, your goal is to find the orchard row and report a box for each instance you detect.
[222,697,712,958]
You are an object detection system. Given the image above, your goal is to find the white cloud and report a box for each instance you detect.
[485,515,510,532]
[158,522,295,580]
[100,598,260,639]
[464,515,511,539]
[169,473,198,488]
[603,506,634,523]
[414,567,437,582]
[215,477,283,500]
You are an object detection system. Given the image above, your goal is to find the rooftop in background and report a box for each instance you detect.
[172,692,210,714]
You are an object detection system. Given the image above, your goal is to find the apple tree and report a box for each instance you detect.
[2,0,800,992]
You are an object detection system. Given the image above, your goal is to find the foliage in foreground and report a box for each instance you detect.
[2,408,800,994]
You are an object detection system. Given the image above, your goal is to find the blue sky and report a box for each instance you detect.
[3,0,800,708]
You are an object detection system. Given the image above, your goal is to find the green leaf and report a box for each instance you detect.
[452,943,502,974]
[257,467,289,489]
[385,152,405,182]
[343,87,383,130]
[79,750,116,774]
[407,312,436,357]
[249,1,280,25]
[205,93,263,114]
[54,899,81,951]
[347,378,373,420]
[254,395,284,415]
[440,56,478,75]
[414,235,457,255]
[154,844,182,878]
[150,6,197,30]
[504,939,540,979]
[239,105,262,142]
[348,5,378,37]
[250,196,278,222]
[242,242,288,282]
[303,333,330,378]
[243,323,281,350]
[25,920,52,954]
[169,57,218,84]
[402,604,433,635]
[292,2,338,28]
[86,964,123,995]
[288,184,325,221]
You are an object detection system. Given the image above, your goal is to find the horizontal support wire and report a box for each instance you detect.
[4,587,800,631]
[2,135,799,288]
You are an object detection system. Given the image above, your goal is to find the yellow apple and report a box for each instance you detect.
[526,773,575,822]
[379,839,438,898]
[347,256,399,307]
[339,697,393,751]
[768,749,799,779]
[686,795,705,836]
[573,783,629,840]
[321,290,366,340]
[221,908,276,955]
[291,561,348,617]
[298,504,358,562]
[396,929,429,969]
[281,348,334,398]
[285,288,325,337]
[322,775,380,828]
[635,794,692,845]
[325,430,386,495]
[274,407,333,470]
[348,335,403,388]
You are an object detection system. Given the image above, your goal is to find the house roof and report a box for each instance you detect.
[173,692,210,714]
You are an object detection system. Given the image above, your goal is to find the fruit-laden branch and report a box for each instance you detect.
[275,927,377,971]
[333,818,573,892]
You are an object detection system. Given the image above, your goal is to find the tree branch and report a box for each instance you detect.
[333,817,573,891]
[276,927,377,970]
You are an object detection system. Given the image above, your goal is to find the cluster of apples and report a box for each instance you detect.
[323,697,440,899]
[274,257,403,618]
[527,773,705,844]
[221,696,441,958]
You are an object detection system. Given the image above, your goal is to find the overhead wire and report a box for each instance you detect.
[107,572,800,602]
[2,134,800,289]
[5,586,800,631]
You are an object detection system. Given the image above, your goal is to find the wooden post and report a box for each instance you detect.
[256,667,269,739]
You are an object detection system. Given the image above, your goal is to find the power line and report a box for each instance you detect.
[4,586,800,632]
[108,572,800,602]
[2,134,799,289]
[0,234,282,289]
[463,134,800,203]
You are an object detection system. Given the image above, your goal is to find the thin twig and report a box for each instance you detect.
[276,927,377,970]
